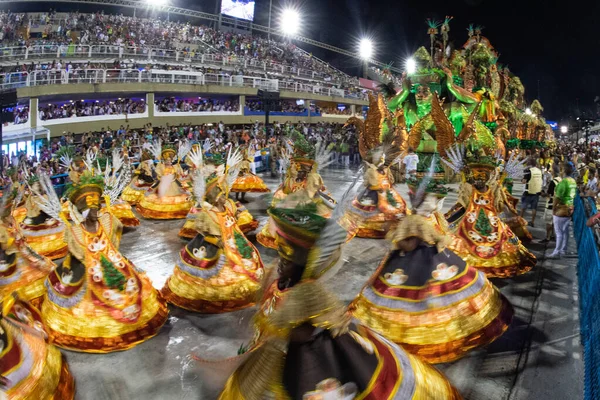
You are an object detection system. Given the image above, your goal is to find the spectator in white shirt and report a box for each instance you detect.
[402,147,419,180]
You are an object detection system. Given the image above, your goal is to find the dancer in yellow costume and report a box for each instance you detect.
[179,146,258,239]
[257,131,336,249]
[0,296,75,399]
[19,174,68,261]
[0,187,55,307]
[40,173,168,352]
[163,149,265,313]
[344,106,408,238]
[443,143,537,278]
[351,175,513,364]
[231,145,270,203]
[137,140,193,220]
[121,150,156,205]
[210,189,460,400]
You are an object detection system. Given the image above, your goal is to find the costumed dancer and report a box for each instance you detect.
[207,183,460,399]
[443,143,537,278]
[162,149,265,313]
[39,173,168,352]
[231,145,270,203]
[344,106,408,238]
[19,172,68,260]
[137,140,193,220]
[257,131,336,249]
[99,149,140,228]
[0,295,75,399]
[0,187,55,306]
[496,154,533,242]
[121,149,156,205]
[350,171,513,364]
[179,145,259,239]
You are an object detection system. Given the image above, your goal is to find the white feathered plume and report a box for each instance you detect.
[58,153,73,170]
[225,147,243,191]
[30,173,63,221]
[279,146,291,183]
[105,163,132,203]
[191,168,206,205]
[149,139,162,160]
[187,146,205,170]
[441,143,466,174]
[177,139,192,162]
[504,152,527,180]
[111,148,124,174]
[84,148,98,171]
[314,138,333,173]
[202,138,213,153]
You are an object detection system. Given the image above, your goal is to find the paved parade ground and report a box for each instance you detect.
[62,167,584,400]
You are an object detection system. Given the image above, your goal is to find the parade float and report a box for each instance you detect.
[367,19,554,172]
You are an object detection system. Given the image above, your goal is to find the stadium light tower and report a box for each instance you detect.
[359,38,373,60]
[147,0,168,6]
[406,58,416,74]
[280,9,301,36]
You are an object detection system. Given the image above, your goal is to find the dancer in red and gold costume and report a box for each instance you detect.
[137,140,193,220]
[351,175,513,363]
[231,146,270,203]
[163,149,265,313]
[121,150,156,205]
[0,187,55,307]
[179,146,258,239]
[344,93,408,238]
[257,131,335,249]
[0,295,75,399]
[40,173,168,352]
[210,189,460,399]
[443,144,537,278]
[19,175,68,260]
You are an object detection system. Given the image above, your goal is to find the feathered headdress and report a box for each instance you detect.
[30,174,63,221]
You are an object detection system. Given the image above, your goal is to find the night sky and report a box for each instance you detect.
[13,0,600,122]
[255,0,600,122]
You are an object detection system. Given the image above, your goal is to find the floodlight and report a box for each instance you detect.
[406,58,416,74]
[280,9,300,36]
[359,38,373,60]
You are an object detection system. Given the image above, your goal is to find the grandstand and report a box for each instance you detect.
[0,9,376,154]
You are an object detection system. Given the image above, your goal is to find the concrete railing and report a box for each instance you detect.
[0,69,366,100]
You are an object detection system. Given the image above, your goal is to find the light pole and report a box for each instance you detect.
[268,0,272,40]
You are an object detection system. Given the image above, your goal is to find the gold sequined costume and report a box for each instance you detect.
[121,154,156,205]
[1,298,75,399]
[231,150,270,193]
[0,191,55,306]
[257,158,334,249]
[20,191,67,260]
[179,200,258,239]
[137,147,193,220]
[345,165,408,238]
[351,206,513,364]
[163,170,265,313]
[446,181,536,278]
[42,177,168,352]
[215,197,460,399]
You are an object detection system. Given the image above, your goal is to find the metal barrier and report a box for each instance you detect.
[574,195,600,400]
[0,68,364,100]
